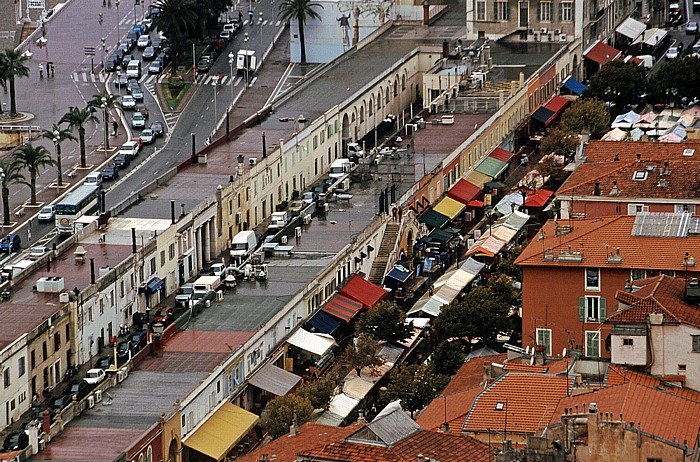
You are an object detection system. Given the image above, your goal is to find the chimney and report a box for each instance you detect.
[357,410,366,425]
[237,154,245,177]
[289,411,299,436]
[417,455,425,462]
[131,228,137,254]
[636,153,641,162]
[89,258,95,284]
[181,203,185,218]
[609,181,619,196]
[422,0,430,25]
[614,152,619,161]
[593,181,601,196]
[171,200,176,224]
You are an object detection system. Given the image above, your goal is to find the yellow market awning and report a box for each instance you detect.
[432,197,465,220]
[465,171,492,190]
[183,402,259,461]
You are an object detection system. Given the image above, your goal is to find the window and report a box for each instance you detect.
[675,204,697,214]
[585,268,600,291]
[560,1,573,21]
[538,1,552,20]
[579,296,606,321]
[150,258,156,274]
[476,0,486,20]
[633,171,648,181]
[627,204,649,215]
[631,269,646,280]
[585,331,600,357]
[536,328,552,356]
[30,350,35,369]
[692,335,700,353]
[493,1,510,20]
[678,364,687,374]
[160,250,166,267]
[3,368,9,388]
[120,280,125,298]
[623,338,634,346]
[42,341,47,361]
[18,357,25,377]
[169,243,175,259]
[54,332,61,352]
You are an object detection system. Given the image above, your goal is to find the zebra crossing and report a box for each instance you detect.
[194,74,244,87]
[71,72,164,85]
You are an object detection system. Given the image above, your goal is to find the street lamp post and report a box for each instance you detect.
[0,168,4,235]
[132,0,137,24]
[228,51,234,100]
[115,0,121,45]
[52,129,63,187]
[244,33,249,87]
[258,12,263,47]
[101,96,110,150]
[213,75,218,123]
[98,13,105,68]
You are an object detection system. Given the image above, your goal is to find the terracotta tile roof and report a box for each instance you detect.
[503,363,549,373]
[551,382,700,445]
[607,275,700,328]
[238,423,357,462]
[605,366,700,402]
[298,428,493,462]
[514,215,700,270]
[443,353,507,396]
[463,373,571,435]
[581,140,700,163]
[417,387,483,432]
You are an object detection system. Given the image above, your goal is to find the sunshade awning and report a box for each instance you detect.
[248,363,301,396]
[489,147,514,163]
[616,17,646,40]
[523,189,553,207]
[419,209,450,229]
[287,328,336,357]
[447,178,482,204]
[475,157,509,178]
[532,107,555,125]
[183,402,258,461]
[584,40,621,65]
[432,196,466,220]
[322,293,364,322]
[385,265,413,283]
[465,171,492,189]
[146,277,164,295]
[466,235,506,257]
[339,275,387,309]
[306,310,341,335]
[562,76,587,95]
[427,227,456,243]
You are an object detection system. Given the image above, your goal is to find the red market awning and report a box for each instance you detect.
[467,200,485,207]
[339,275,387,309]
[584,40,621,65]
[523,189,553,208]
[489,147,514,163]
[322,293,364,322]
[447,178,482,204]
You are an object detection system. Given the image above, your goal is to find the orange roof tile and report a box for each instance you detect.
[514,216,700,271]
[238,423,357,462]
[417,387,483,432]
[442,353,507,396]
[299,429,493,462]
[503,363,549,373]
[463,373,571,435]
[551,382,700,445]
[607,275,700,328]
[582,140,700,162]
[605,365,700,402]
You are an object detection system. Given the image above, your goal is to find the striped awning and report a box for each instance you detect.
[322,293,364,322]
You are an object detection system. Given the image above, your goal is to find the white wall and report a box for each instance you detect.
[651,322,700,390]
[0,336,30,430]
[610,334,647,366]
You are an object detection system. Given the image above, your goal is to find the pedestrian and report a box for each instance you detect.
[248,9,253,22]
[38,64,44,79]
[50,62,55,77]
[45,62,50,76]
[397,207,403,221]
[238,10,243,24]
[429,284,434,296]
[28,219,31,228]
[111,118,118,136]
[27,228,31,242]
[391,206,397,221]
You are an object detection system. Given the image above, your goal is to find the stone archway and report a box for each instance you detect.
[167,438,179,462]
[407,230,414,257]
[572,55,579,81]
[342,113,350,140]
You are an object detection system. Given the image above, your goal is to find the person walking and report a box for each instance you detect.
[50,62,55,77]
[111,118,118,136]
[27,228,31,243]
[38,64,44,79]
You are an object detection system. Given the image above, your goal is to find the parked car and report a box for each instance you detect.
[114,153,131,168]
[127,81,144,100]
[50,395,72,412]
[143,46,157,60]
[101,163,119,181]
[219,30,232,42]
[129,331,148,351]
[152,307,174,326]
[3,431,29,452]
[687,21,699,34]
[116,340,132,358]
[147,59,163,74]
[666,44,680,60]
[117,42,131,55]
[192,289,216,314]
[84,368,106,386]
[29,246,50,260]
[114,73,130,87]
[38,204,55,222]
[119,140,141,159]
[121,54,134,65]
[150,121,165,137]
[196,56,212,73]
[131,112,146,129]
[139,129,155,144]
[94,356,114,371]
[121,95,136,109]
[135,103,149,118]
[63,380,90,401]
[105,54,120,72]
[137,34,151,49]
[175,283,194,307]
[0,234,21,253]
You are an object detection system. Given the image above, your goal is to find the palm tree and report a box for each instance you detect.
[13,143,56,205]
[0,49,30,115]
[88,91,120,150]
[0,53,8,115]
[60,107,97,168]
[152,0,198,73]
[0,159,25,226]
[41,123,76,187]
[278,0,322,65]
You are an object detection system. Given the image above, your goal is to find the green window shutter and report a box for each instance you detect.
[537,2,541,20]
[493,2,498,19]
[600,297,607,320]
[578,296,585,321]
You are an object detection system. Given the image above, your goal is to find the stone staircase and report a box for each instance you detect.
[368,223,400,285]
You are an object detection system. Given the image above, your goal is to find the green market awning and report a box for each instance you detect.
[419,209,450,229]
[427,227,456,243]
[475,157,509,178]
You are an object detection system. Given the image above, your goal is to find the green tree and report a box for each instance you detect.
[0,159,25,226]
[0,49,30,115]
[648,56,700,104]
[278,0,323,65]
[262,394,314,439]
[343,333,383,377]
[152,0,198,73]
[559,98,610,139]
[60,107,98,168]
[297,376,335,410]
[539,127,578,159]
[41,123,76,187]
[429,340,465,376]
[89,91,120,150]
[13,143,55,205]
[585,60,647,111]
[357,301,413,343]
[381,365,449,418]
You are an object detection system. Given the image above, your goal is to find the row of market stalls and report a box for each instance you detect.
[603,107,700,142]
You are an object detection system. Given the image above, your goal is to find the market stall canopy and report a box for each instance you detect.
[532,96,571,126]
[465,235,506,257]
[306,310,341,335]
[584,40,622,65]
[495,192,524,215]
[419,209,450,229]
[465,170,492,190]
[428,227,457,243]
[601,127,628,141]
[616,17,646,40]
[339,275,388,309]
[633,28,667,47]
[489,147,515,163]
[287,328,336,357]
[562,76,587,95]
[248,363,302,396]
[322,293,364,322]
[447,178,482,204]
[433,196,466,220]
[182,403,259,461]
[475,156,509,178]
[385,265,413,284]
[611,110,640,128]
[523,189,553,208]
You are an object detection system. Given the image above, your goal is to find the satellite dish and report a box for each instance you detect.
[529,355,535,365]
[562,348,567,358]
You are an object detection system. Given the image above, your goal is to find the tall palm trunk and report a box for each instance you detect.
[79,126,87,168]
[298,17,307,65]
[9,77,17,115]
[29,168,37,204]
[2,187,10,226]
[56,143,63,186]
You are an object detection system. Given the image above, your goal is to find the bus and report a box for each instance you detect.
[55,184,100,234]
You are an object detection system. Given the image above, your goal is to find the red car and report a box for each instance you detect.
[152,307,174,326]
[135,103,149,119]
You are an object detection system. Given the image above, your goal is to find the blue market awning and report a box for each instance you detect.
[531,106,555,125]
[562,77,587,96]
[385,265,413,284]
[146,277,164,295]
[306,310,341,335]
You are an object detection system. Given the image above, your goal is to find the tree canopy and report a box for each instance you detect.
[429,341,465,376]
[357,301,413,343]
[539,127,578,160]
[262,394,314,439]
[585,60,647,112]
[278,0,323,64]
[343,333,383,377]
[381,365,449,418]
[296,377,335,410]
[648,56,700,104]
[559,98,610,139]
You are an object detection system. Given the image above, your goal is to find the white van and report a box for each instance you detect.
[268,211,291,231]
[126,60,142,78]
[84,172,103,186]
[329,159,353,178]
[193,275,221,293]
[230,230,257,260]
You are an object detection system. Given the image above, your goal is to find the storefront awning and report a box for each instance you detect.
[306,310,341,335]
[339,275,387,309]
[145,277,164,295]
[532,107,555,125]
[475,157,509,178]
[562,76,587,96]
[489,147,514,163]
[427,227,456,243]
[433,196,465,220]
[287,328,336,357]
[466,235,507,257]
[419,209,450,229]
[465,171,492,190]
[447,178,482,204]
[523,189,553,208]
[583,40,621,65]
[248,363,301,396]
[616,17,646,40]
[322,293,364,323]
[385,265,413,284]
[183,402,258,461]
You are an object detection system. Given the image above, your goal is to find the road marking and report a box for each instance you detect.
[82,73,88,82]
[234,77,242,86]
[138,75,148,83]
[145,75,155,84]
[203,75,213,85]
[276,20,282,26]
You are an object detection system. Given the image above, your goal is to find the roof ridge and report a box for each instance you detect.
[461,373,508,431]
[558,160,637,194]
[631,381,700,405]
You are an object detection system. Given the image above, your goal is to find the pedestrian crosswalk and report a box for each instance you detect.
[194,75,244,87]
[163,113,180,130]
[71,72,166,85]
